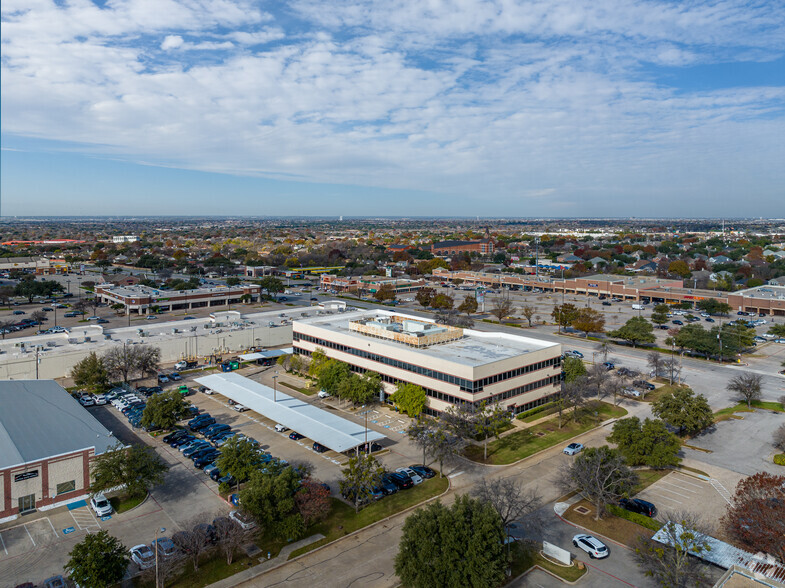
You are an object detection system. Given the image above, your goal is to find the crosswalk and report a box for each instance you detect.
[70,506,100,532]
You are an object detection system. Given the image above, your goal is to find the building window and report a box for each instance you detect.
[56,480,76,495]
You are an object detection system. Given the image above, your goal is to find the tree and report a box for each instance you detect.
[608,417,682,468]
[31,309,48,324]
[259,276,284,297]
[103,344,160,383]
[213,515,249,565]
[307,347,329,377]
[652,387,714,436]
[373,284,396,302]
[66,530,129,588]
[407,416,464,476]
[390,382,427,417]
[773,423,785,451]
[140,390,189,431]
[0,285,15,306]
[473,401,513,462]
[216,437,262,485]
[559,446,638,520]
[471,477,542,531]
[294,479,332,525]
[225,276,241,286]
[726,372,762,409]
[415,287,435,308]
[431,292,454,310]
[339,454,385,512]
[457,294,478,316]
[394,495,507,588]
[489,292,515,323]
[650,310,668,326]
[0,319,16,340]
[668,260,691,278]
[90,442,169,498]
[571,307,605,337]
[173,518,213,571]
[721,472,785,560]
[647,350,664,378]
[240,466,305,540]
[521,305,536,327]
[562,356,586,383]
[696,299,730,316]
[588,361,611,401]
[609,316,655,348]
[769,324,785,337]
[134,344,161,380]
[635,513,713,588]
[317,359,351,395]
[71,352,110,392]
[552,303,579,333]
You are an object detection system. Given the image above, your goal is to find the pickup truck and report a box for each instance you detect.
[174,360,198,370]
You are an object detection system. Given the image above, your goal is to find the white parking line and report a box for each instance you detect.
[449,471,465,479]
[649,492,683,505]
[654,486,692,499]
[46,517,57,538]
[670,475,704,489]
[660,481,700,493]
[0,531,7,555]
[24,524,35,547]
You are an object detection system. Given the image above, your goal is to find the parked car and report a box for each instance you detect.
[602,362,615,371]
[572,534,609,559]
[317,390,331,399]
[170,435,195,448]
[229,510,257,530]
[619,498,657,517]
[42,577,66,588]
[193,450,221,467]
[152,536,178,558]
[190,417,216,431]
[378,477,398,496]
[289,431,305,440]
[90,492,112,517]
[563,442,584,455]
[312,442,328,453]
[169,372,182,381]
[204,463,220,476]
[672,319,684,325]
[182,442,211,457]
[396,467,423,485]
[163,430,188,443]
[622,387,642,398]
[130,544,155,569]
[78,395,95,407]
[564,350,584,359]
[157,374,170,384]
[633,380,656,390]
[274,423,289,433]
[384,471,413,490]
[601,301,612,306]
[409,464,436,479]
[188,413,212,427]
[231,404,249,412]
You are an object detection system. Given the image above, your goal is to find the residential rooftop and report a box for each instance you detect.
[295,310,559,367]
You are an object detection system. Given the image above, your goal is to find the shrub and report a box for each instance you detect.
[516,402,555,421]
[607,504,662,532]
[218,482,232,495]
[774,454,785,467]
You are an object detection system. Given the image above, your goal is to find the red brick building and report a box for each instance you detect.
[431,240,495,256]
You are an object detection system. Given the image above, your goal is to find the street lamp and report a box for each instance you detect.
[154,526,166,588]
[272,372,278,402]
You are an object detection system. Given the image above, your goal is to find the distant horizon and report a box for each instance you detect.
[2,1,784,216]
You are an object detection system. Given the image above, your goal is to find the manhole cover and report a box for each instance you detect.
[535,432,546,437]
[574,506,591,515]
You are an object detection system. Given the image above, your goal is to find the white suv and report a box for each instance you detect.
[90,492,113,517]
[572,534,609,559]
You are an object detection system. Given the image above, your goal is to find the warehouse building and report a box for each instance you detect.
[0,380,117,522]
[293,310,562,416]
[95,282,262,315]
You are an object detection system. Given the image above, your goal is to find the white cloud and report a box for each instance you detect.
[1,0,784,214]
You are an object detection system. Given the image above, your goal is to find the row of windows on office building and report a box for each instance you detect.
[293,331,561,392]
[294,346,560,414]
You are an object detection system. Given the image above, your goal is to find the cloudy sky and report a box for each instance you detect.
[1,0,784,217]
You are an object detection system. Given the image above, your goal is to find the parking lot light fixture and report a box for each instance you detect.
[273,372,278,402]
[154,526,166,588]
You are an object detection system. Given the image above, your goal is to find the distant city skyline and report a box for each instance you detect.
[1,0,784,217]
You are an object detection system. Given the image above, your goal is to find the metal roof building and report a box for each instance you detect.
[0,380,117,521]
[194,372,385,453]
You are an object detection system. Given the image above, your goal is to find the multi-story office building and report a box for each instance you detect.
[293,310,562,416]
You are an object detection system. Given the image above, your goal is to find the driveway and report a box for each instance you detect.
[685,409,785,476]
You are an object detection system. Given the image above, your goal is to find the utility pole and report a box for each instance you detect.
[35,347,40,379]
[272,372,278,403]
[534,237,540,280]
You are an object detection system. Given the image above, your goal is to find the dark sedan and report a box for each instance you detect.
[384,472,413,490]
[409,464,436,479]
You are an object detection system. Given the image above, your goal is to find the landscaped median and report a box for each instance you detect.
[288,475,450,558]
[508,542,587,584]
[464,401,628,465]
[714,399,785,423]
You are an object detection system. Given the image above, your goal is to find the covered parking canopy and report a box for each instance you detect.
[239,348,293,362]
[194,372,386,453]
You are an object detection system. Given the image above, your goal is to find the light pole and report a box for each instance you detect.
[66,279,71,295]
[272,372,278,402]
[154,526,166,588]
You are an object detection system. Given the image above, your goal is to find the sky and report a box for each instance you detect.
[1,0,784,218]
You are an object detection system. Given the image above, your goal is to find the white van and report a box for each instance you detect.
[632,304,645,310]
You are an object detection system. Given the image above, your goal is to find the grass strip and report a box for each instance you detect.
[464,402,627,465]
[562,499,654,546]
[279,381,316,396]
[109,493,146,514]
[288,476,449,559]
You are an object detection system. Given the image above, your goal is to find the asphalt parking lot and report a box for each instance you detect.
[684,409,785,476]
[635,471,726,524]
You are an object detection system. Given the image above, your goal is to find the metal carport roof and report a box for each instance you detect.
[194,372,385,453]
[238,347,293,361]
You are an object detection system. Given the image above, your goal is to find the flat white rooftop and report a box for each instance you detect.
[296,310,559,367]
[194,372,385,453]
[735,285,785,300]
[98,283,249,298]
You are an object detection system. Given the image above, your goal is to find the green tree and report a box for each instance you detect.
[571,307,605,337]
[140,390,189,431]
[66,530,129,588]
[415,287,435,308]
[668,260,691,278]
[457,294,478,316]
[609,316,655,348]
[608,417,682,468]
[653,303,670,315]
[373,284,396,302]
[259,276,284,297]
[559,446,638,520]
[317,359,351,395]
[552,303,579,333]
[339,454,385,512]
[70,352,110,393]
[650,310,668,326]
[216,437,262,485]
[308,347,329,377]
[473,401,513,462]
[768,324,785,337]
[431,292,454,310]
[90,443,169,498]
[696,299,730,315]
[394,495,507,588]
[563,356,587,383]
[521,305,536,327]
[407,416,464,476]
[239,466,304,540]
[225,276,241,286]
[390,382,427,417]
[652,387,714,436]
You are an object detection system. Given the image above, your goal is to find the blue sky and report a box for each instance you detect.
[1,0,784,217]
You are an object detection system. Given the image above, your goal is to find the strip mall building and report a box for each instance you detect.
[293,310,562,416]
[95,283,262,315]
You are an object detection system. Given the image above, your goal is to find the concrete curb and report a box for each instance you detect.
[514,562,589,586]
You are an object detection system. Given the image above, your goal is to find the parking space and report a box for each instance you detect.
[635,472,728,524]
[0,518,58,559]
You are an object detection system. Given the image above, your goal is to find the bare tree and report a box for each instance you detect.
[103,344,161,383]
[489,292,516,323]
[520,305,536,327]
[146,548,184,588]
[605,373,627,406]
[563,375,589,419]
[647,350,664,378]
[472,477,542,533]
[134,344,161,380]
[726,372,763,409]
[774,423,785,452]
[634,512,713,588]
[0,320,16,340]
[558,446,638,520]
[596,340,612,363]
[31,310,48,324]
[172,518,214,572]
[408,415,465,476]
[588,362,610,401]
[213,516,250,565]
